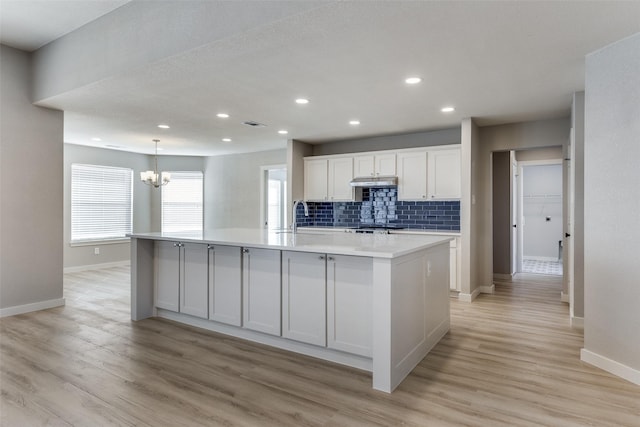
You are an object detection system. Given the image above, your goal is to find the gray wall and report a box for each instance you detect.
[205,149,286,229]
[1,45,64,313]
[516,146,563,162]
[492,151,511,275]
[570,92,585,320]
[583,33,640,376]
[311,128,460,156]
[63,143,204,269]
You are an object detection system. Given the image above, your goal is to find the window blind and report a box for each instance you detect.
[161,171,203,232]
[71,164,133,242]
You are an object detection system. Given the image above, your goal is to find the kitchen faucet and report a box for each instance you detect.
[291,200,309,233]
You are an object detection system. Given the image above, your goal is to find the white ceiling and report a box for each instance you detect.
[2,1,640,156]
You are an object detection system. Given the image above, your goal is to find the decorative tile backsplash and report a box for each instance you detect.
[295,187,460,231]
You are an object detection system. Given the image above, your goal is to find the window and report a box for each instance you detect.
[161,171,203,232]
[71,164,133,243]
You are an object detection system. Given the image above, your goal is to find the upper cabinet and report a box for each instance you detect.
[397,151,428,200]
[353,153,396,177]
[304,145,460,202]
[304,157,354,201]
[428,148,461,199]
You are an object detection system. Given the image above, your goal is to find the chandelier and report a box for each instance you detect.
[140,139,170,188]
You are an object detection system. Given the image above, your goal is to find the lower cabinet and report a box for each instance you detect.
[282,251,327,346]
[154,240,208,319]
[449,237,461,291]
[242,247,282,336]
[209,245,242,326]
[327,255,373,357]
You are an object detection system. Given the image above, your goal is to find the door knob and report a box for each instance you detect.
[565,233,571,238]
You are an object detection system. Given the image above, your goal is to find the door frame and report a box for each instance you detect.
[260,164,287,230]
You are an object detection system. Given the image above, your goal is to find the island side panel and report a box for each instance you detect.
[372,242,451,393]
[131,237,155,321]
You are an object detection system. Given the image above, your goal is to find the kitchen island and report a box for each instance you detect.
[129,229,452,392]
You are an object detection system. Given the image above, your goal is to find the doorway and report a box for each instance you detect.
[260,165,287,230]
[518,161,563,276]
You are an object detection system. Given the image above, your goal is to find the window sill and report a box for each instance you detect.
[70,238,131,247]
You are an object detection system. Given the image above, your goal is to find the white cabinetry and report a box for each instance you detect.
[242,247,281,336]
[282,251,327,346]
[155,240,180,312]
[397,151,428,200]
[304,157,354,201]
[353,153,396,177]
[327,255,373,357]
[428,148,461,199]
[154,241,208,319]
[209,244,242,326]
[304,158,328,201]
[449,237,461,291]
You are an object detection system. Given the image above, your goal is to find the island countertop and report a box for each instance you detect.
[129,228,452,259]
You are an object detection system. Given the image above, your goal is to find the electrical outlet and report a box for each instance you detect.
[94,247,100,255]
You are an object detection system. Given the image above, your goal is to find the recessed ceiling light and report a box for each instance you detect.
[349,120,360,125]
[216,113,229,118]
[441,106,455,113]
[222,138,232,142]
[278,130,289,135]
[405,77,422,84]
[295,98,309,104]
[91,137,102,141]
[158,124,170,129]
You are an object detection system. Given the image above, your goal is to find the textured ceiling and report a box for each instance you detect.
[3,1,640,156]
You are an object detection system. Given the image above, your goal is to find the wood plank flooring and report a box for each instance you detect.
[1,267,638,426]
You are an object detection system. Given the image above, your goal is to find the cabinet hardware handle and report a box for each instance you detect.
[328,256,335,261]
[242,248,250,254]
[319,255,326,260]
[207,245,214,250]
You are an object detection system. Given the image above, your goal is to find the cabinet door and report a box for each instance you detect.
[282,251,327,346]
[327,255,373,357]
[209,245,242,326]
[155,240,180,312]
[353,155,375,177]
[428,148,461,199]
[242,247,281,336]
[328,157,354,201]
[180,243,209,318]
[397,151,428,200]
[376,153,397,176]
[304,158,328,201]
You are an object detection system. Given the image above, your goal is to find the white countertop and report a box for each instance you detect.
[129,228,452,259]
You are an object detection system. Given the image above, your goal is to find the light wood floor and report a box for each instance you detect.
[1,268,638,426]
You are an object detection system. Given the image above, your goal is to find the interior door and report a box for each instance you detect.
[566,134,575,312]
[510,152,519,274]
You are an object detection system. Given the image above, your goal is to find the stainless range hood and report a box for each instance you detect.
[349,176,398,187]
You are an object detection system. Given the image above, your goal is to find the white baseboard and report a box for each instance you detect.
[580,348,640,386]
[493,273,513,281]
[570,316,584,328]
[0,298,65,318]
[458,287,481,302]
[560,291,569,303]
[523,256,559,262]
[480,284,495,294]
[64,260,130,273]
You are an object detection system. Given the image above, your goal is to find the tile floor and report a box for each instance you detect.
[522,258,563,276]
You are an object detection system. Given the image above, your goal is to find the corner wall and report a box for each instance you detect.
[63,143,204,270]
[0,45,64,315]
[582,32,640,385]
[205,149,286,229]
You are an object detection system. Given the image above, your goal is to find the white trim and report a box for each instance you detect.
[64,260,130,274]
[580,348,640,386]
[458,287,481,302]
[570,316,584,329]
[0,298,65,318]
[560,291,570,303]
[70,238,130,247]
[480,284,495,294]
[493,273,513,281]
